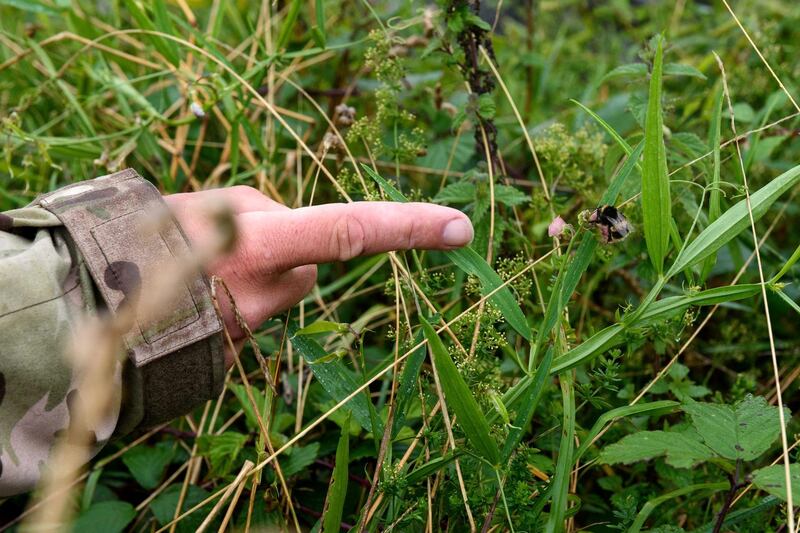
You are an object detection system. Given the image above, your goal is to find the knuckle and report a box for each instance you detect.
[231,185,264,200]
[331,214,366,261]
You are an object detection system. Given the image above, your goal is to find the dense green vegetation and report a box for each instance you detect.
[2,0,800,531]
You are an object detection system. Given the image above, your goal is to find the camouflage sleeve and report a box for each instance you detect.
[0,206,120,497]
[0,171,225,497]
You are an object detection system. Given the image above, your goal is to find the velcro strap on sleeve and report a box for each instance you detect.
[36,169,225,426]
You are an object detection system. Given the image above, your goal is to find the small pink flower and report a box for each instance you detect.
[548,216,570,238]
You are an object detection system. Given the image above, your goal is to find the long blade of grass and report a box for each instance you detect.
[421,316,500,465]
[629,482,729,533]
[391,329,426,438]
[700,86,725,282]
[321,417,350,533]
[363,163,531,341]
[641,35,671,275]
[501,347,554,461]
[289,322,382,435]
[667,163,800,277]
[550,283,761,374]
[572,400,679,464]
[544,373,575,533]
[123,0,180,66]
[405,452,462,485]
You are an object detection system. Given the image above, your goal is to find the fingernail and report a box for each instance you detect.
[442,218,473,247]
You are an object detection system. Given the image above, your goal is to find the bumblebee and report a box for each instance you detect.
[586,205,633,244]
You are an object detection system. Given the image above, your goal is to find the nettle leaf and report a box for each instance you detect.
[599,429,715,468]
[121,443,174,489]
[434,181,476,204]
[751,464,800,503]
[494,184,529,206]
[682,395,786,461]
[197,431,249,477]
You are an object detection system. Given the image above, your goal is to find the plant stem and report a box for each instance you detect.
[713,459,742,533]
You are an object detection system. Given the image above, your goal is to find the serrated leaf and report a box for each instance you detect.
[197,432,249,478]
[434,181,476,204]
[494,184,529,206]
[599,429,715,468]
[668,163,800,277]
[641,35,671,274]
[682,395,785,461]
[421,317,500,464]
[752,464,800,503]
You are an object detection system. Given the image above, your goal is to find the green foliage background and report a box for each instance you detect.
[1,0,800,531]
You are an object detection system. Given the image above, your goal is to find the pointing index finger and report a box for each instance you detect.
[241,201,474,271]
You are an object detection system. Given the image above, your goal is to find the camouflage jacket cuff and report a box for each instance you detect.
[35,169,225,434]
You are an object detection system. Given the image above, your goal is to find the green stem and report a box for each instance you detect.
[772,242,800,283]
[628,481,729,533]
[544,373,575,533]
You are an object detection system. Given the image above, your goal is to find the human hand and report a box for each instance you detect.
[165,186,473,365]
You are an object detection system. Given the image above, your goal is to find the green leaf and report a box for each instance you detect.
[294,320,350,336]
[282,442,320,477]
[700,86,725,282]
[501,347,554,461]
[71,501,136,533]
[667,163,800,277]
[551,283,760,374]
[433,181,476,204]
[682,395,785,461]
[446,247,531,340]
[392,330,427,437]
[289,321,381,434]
[477,93,496,119]
[599,429,715,468]
[150,484,212,533]
[197,432,249,478]
[663,62,707,79]
[123,0,180,66]
[363,164,531,341]
[230,383,268,432]
[573,401,679,464]
[628,482,728,533]
[121,443,174,489]
[641,35,671,274]
[421,316,500,464]
[494,184,529,206]
[602,62,647,81]
[322,420,349,533]
[406,453,461,485]
[276,0,302,51]
[752,464,800,503]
